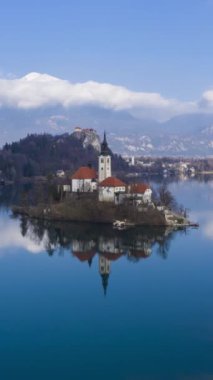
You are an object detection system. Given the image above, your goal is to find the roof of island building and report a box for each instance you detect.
[130,250,151,259]
[71,166,97,180]
[99,176,126,187]
[72,250,96,262]
[129,183,151,194]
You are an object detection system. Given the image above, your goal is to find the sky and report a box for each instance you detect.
[0,0,213,120]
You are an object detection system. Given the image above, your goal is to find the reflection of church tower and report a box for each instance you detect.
[99,255,110,296]
[88,257,93,267]
[98,132,111,183]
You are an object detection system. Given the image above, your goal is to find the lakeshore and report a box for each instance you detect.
[12,196,191,227]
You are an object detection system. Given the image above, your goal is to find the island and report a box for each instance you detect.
[12,133,197,228]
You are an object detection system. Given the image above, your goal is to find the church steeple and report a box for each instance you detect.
[99,255,110,296]
[99,132,111,182]
[103,131,106,143]
[101,273,109,296]
[100,131,110,156]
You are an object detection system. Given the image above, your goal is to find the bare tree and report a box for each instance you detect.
[158,184,177,209]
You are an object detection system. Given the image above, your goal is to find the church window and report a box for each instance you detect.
[101,158,104,163]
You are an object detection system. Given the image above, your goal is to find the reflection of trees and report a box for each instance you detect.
[155,227,187,259]
[156,236,171,259]
[20,216,28,237]
[25,219,46,246]
[0,185,20,210]
[17,217,183,262]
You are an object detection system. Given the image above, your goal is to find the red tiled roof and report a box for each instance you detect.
[99,176,126,187]
[130,250,150,259]
[73,251,96,262]
[71,166,97,180]
[130,183,150,194]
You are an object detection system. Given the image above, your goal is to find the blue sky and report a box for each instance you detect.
[1,0,213,101]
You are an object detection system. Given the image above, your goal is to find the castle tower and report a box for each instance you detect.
[98,132,111,183]
[99,255,110,296]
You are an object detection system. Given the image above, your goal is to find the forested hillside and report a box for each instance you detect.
[0,133,128,180]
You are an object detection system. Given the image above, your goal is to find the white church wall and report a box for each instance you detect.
[143,189,152,203]
[72,179,96,192]
[99,186,126,202]
[99,187,115,202]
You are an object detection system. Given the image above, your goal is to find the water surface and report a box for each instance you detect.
[0,179,213,379]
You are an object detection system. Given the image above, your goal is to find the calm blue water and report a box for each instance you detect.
[0,179,213,380]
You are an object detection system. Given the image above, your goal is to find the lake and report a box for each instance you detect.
[0,179,213,380]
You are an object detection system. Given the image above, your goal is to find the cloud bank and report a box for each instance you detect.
[0,217,46,255]
[0,72,212,120]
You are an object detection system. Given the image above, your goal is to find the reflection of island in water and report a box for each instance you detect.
[18,216,186,294]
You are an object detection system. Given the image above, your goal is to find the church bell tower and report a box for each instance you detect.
[99,255,110,296]
[98,132,111,183]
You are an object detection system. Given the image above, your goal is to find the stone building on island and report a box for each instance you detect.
[71,166,97,192]
[127,183,153,205]
[98,176,126,202]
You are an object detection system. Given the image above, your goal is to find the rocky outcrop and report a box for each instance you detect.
[72,127,101,152]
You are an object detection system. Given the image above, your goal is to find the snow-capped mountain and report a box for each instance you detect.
[0,105,213,156]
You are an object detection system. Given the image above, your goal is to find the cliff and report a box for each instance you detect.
[72,127,101,152]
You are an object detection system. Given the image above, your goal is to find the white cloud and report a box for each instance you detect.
[200,90,213,108]
[204,221,213,240]
[0,72,211,120]
[190,210,213,240]
[0,216,46,255]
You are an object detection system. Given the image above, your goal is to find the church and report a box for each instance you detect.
[98,133,126,202]
[71,132,152,204]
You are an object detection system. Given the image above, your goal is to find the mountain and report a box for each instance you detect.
[111,113,213,157]
[0,105,213,156]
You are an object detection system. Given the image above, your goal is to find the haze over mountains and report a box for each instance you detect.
[1,105,213,156]
[0,72,213,156]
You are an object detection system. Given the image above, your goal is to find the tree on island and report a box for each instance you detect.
[154,184,177,210]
